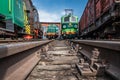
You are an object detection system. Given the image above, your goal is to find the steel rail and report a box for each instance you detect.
[70,40,120,80]
[71,40,120,51]
[0,40,51,58]
[0,40,53,80]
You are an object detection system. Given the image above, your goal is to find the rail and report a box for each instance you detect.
[0,40,53,80]
[69,40,120,80]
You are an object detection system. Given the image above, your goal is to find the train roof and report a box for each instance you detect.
[61,15,78,23]
[61,15,78,18]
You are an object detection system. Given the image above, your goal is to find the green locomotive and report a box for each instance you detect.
[46,24,59,39]
[61,9,78,39]
[0,0,25,30]
[0,0,41,39]
[0,0,28,39]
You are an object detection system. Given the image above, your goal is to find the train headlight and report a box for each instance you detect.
[63,25,66,28]
[74,25,78,28]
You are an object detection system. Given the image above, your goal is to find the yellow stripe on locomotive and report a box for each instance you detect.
[25,25,31,34]
[23,2,31,35]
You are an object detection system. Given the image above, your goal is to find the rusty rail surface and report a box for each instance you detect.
[70,40,120,80]
[0,40,53,80]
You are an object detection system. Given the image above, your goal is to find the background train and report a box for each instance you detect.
[0,0,42,39]
[79,0,120,39]
[46,24,59,39]
[61,9,78,39]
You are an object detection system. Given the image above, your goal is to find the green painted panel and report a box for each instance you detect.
[0,0,12,17]
[62,23,78,29]
[61,15,78,23]
[47,24,58,33]
[13,0,24,28]
[61,23,78,33]
[0,0,24,28]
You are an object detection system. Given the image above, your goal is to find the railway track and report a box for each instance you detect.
[0,40,118,80]
[26,40,113,80]
[26,40,80,80]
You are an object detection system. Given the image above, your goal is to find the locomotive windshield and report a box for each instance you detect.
[71,16,76,22]
[64,16,69,22]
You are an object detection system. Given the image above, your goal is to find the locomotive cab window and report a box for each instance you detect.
[71,16,76,22]
[64,16,69,22]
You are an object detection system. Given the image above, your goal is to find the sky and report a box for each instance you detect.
[32,0,88,22]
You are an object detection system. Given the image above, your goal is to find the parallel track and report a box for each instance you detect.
[0,40,119,80]
[27,40,80,80]
[26,40,113,80]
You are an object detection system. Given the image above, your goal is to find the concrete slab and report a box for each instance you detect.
[54,47,68,50]
[51,56,79,65]
[37,65,71,71]
[47,50,69,55]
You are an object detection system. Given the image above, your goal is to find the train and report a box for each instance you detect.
[0,0,42,39]
[46,24,59,39]
[61,9,78,39]
[79,0,120,39]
